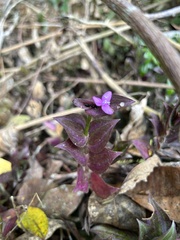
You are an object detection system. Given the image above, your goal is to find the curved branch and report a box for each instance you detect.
[102,0,180,93]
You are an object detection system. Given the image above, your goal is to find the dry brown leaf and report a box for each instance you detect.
[42,185,84,218]
[18,47,32,64]
[88,193,145,231]
[125,165,180,222]
[17,178,54,206]
[26,99,42,118]
[24,158,44,180]
[121,98,147,141]
[0,127,18,156]
[45,159,63,178]
[32,81,45,100]
[119,154,162,194]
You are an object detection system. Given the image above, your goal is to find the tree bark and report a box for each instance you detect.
[102,0,180,93]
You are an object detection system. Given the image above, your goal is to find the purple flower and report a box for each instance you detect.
[73,92,135,117]
[93,91,114,115]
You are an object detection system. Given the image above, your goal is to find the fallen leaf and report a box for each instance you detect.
[125,165,180,222]
[17,178,54,206]
[24,158,43,181]
[32,81,45,100]
[0,127,18,156]
[45,159,63,178]
[26,99,42,118]
[0,158,12,174]
[17,206,48,239]
[119,154,162,194]
[88,193,145,231]
[91,224,138,240]
[121,98,147,141]
[42,184,84,218]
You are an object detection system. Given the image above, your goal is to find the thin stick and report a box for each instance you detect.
[15,108,83,131]
[77,37,130,97]
[64,77,174,89]
[146,6,180,20]
[0,30,62,54]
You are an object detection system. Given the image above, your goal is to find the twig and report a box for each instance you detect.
[60,25,131,52]
[146,6,180,20]
[101,0,180,93]
[65,15,134,45]
[64,77,174,89]
[15,108,83,131]
[77,37,130,97]
[0,30,62,54]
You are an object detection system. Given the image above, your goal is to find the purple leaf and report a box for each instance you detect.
[54,114,87,147]
[56,139,87,166]
[3,216,17,237]
[89,119,119,153]
[165,125,180,146]
[86,108,107,117]
[111,94,135,111]
[73,98,97,110]
[88,148,121,174]
[132,138,150,160]
[90,172,119,199]
[47,137,61,146]
[74,166,89,193]
[73,98,106,117]
[149,114,165,137]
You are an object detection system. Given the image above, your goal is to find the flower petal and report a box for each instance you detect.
[92,96,102,106]
[102,91,112,102]
[102,104,114,115]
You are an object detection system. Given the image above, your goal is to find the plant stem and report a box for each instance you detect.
[84,115,92,136]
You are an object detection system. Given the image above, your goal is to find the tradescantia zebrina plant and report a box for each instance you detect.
[54,91,134,198]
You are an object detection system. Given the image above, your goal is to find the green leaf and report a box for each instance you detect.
[149,198,171,235]
[156,222,177,240]
[137,198,176,240]
[91,224,138,240]
[137,220,151,240]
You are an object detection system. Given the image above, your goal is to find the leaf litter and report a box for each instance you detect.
[0,0,180,239]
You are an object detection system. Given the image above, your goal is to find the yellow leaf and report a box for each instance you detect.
[17,206,48,238]
[0,158,12,174]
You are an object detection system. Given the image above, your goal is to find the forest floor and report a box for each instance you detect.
[0,0,180,239]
